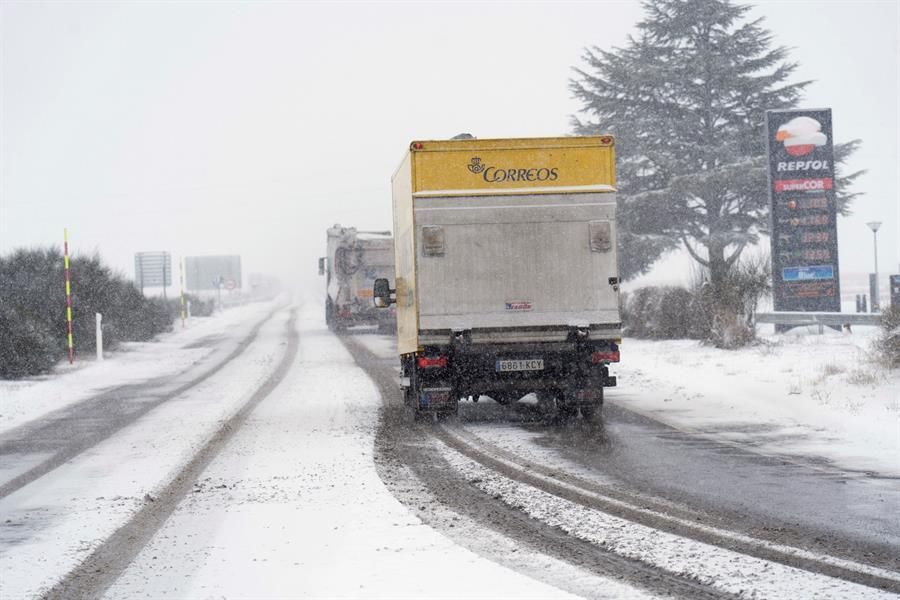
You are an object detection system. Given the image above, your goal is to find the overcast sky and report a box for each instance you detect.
[2,0,898,292]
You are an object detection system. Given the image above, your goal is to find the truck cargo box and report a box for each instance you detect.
[390,136,620,355]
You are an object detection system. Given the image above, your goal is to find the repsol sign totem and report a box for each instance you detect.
[766,109,841,312]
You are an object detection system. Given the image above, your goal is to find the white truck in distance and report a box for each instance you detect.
[374,136,621,421]
[319,225,395,331]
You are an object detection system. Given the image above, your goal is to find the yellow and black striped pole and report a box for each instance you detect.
[64,228,74,364]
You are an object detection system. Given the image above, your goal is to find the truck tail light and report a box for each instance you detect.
[591,350,619,363]
[417,356,448,369]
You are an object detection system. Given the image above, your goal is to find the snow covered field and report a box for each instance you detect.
[614,328,900,477]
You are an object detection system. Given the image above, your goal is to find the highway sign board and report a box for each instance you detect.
[184,255,242,291]
[134,251,172,288]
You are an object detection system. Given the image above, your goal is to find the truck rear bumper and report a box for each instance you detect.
[402,338,618,411]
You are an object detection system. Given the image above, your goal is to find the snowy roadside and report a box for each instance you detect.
[0,308,292,598]
[104,303,609,599]
[613,328,900,477]
[0,298,280,436]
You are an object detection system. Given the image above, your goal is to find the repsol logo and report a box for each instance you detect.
[467,157,558,183]
[776,160,830,172]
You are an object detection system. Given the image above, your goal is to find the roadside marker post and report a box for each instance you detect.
[95,313,103,361]
[64,228,74,364]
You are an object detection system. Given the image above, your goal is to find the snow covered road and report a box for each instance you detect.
[2,297,898,599]
[344,328,900,598]
[1,303,292,597]
[2,300,619,599]
[103,302,598,599]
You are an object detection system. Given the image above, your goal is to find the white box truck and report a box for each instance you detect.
[374,136,621,420]
[319,225,395,331]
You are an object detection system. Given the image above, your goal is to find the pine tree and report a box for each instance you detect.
[571,0,863,284]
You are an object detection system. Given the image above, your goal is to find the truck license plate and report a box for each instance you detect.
[496,359,544,372]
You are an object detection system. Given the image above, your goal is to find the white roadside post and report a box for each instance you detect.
[95,313,103,361]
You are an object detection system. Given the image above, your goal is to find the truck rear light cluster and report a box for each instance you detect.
[417,356,448,369]
[591,350,620,363]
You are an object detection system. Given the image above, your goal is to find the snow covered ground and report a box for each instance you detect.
[0,308,292,598]
[613,327,900,477]
[2,300,632,599]
[104,302,602,599]
[2,295,896,598]
[0,299,279,436]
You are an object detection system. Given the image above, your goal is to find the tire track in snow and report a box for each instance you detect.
[41,307,299,600]
[0,304,284,500]
[343,335,733,600]
[343,333,900,598]
[435,424,900,596]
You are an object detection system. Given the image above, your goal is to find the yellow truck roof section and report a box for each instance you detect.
[409,136,615,196]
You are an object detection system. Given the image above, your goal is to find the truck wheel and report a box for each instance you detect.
[557,402,578,422]
[580,403,602,424]
[537,390,556,415]
[325,298,335,330]
[402,359,422,424]
[442,394,460,420]
[403,403,418,424]
[489,393,512,406]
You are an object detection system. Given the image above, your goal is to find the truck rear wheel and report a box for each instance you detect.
[557,402,578,422]
[325,298,335,330]
[580,403,602,424]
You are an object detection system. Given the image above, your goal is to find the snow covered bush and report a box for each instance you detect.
[0,247,177,378]
[878,306,900,369]
[0,303,63,379]
[692,257,771,349]
[624,258,769,348]
[623,286,704,340]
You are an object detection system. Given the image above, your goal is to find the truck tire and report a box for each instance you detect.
[488,393,513,406]
[402,358,421,423]
[441,392,460,419]
[325,298,335,330]
[580,403,602,424]
[557,402,578,422]
[537,390,560,418]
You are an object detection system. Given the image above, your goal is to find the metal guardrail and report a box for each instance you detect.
[755,311,883,332]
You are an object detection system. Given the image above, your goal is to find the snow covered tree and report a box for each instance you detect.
[571,0,863,284]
